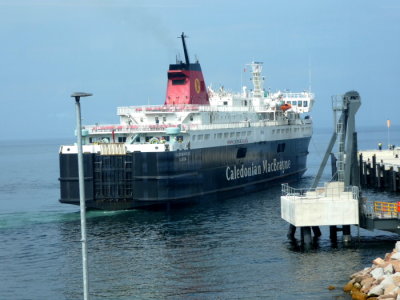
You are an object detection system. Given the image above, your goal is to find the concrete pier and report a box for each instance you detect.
[281,181,360,246]
[359,149,400,192]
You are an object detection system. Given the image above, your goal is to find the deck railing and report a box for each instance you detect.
[117,104,258,115]
[83,119,312,134]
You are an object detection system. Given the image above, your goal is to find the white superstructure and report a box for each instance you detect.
[60,62,314,155]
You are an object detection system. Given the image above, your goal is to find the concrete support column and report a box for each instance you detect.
[287,224,296,240]
[301,227,312,249]
[329,226,337,242]
[343,225,352,243]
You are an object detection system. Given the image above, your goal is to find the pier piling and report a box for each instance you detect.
[287,224,296,240]
[358,150,400,193]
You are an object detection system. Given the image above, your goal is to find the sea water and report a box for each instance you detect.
[1,127,400,300]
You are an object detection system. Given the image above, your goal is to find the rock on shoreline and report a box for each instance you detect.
[344,241,400,300]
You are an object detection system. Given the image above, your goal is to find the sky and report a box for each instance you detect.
[0,0,399,141]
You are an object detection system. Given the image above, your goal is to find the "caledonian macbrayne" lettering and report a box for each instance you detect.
[225,159,291,181]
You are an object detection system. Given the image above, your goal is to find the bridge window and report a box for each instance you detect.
[303,101,308,107]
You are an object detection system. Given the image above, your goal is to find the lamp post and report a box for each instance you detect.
[71,92,92,300]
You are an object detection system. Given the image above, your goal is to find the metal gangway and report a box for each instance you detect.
[359,199,400,234]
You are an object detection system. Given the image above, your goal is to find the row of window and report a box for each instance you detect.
[88,137,127,143]
[191,126,309,142]
[192,131,252,141]
[272,127,308,134]
[285,100,308,107]
[88,126,309,144]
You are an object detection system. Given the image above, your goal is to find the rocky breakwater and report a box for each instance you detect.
[344,242,400,300]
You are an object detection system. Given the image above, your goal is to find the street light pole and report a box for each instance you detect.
[71,92,92,300]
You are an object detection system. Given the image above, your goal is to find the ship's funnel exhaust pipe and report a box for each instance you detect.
[180,32,190,65]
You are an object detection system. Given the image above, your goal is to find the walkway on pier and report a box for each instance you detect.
[360,149,400,168]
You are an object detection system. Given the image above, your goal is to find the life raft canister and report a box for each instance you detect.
[280,103,292,111]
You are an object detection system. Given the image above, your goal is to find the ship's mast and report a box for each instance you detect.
[180,32,190,65]
[248,62,264,98]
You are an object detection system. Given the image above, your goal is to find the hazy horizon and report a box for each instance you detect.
[0,0,399,141]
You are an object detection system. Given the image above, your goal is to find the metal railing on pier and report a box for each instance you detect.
[362,200,400,219]
[281,183,359,201]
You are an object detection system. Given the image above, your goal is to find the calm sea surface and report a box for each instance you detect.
[1,127,400,300]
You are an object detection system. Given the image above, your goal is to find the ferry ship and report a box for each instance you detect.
[59,33,314,210]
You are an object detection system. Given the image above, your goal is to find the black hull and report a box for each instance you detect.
[59,137,310,210]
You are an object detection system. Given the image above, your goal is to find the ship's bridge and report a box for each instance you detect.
[280,91,314,113]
